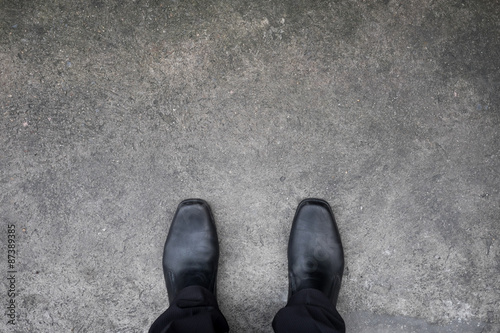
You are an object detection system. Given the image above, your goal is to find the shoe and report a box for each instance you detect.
[163,199,219,302]
[288,198,344,305]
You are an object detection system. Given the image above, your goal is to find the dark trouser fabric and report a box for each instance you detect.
[149,286,230,333]
[272,288,345,333]
[149,286,344,333]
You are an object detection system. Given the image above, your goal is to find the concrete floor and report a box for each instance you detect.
[1,0,499,332]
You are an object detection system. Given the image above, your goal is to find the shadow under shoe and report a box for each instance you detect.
[288,198,344,306]
[163,199,219,303]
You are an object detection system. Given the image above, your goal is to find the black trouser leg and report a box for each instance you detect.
[272,288,345,333]
[149,286,229,333]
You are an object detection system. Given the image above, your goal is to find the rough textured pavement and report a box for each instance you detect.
[1,0,499,332]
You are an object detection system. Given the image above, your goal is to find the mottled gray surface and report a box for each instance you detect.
[1,0,499,332]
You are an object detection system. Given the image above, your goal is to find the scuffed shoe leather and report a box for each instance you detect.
[288,198,344,306]
[163,199,219,302]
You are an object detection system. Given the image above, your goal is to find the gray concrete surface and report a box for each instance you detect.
[1,0,499,332]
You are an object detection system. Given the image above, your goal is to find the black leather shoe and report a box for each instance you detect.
[288,198,344,305]
[163,199,219,302]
